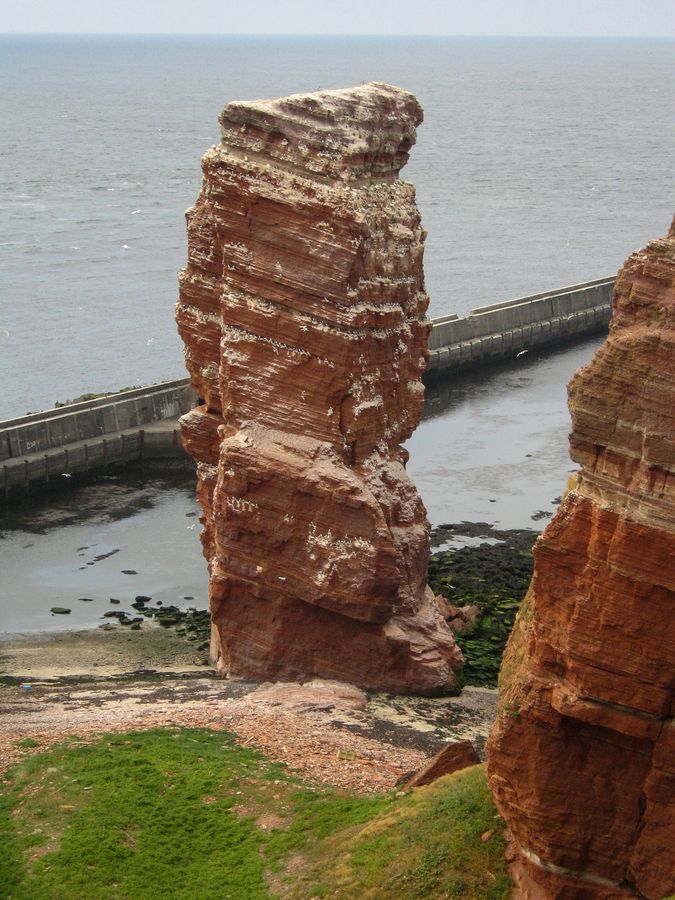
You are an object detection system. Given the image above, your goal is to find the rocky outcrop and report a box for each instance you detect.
[487,220,675,899]
[176,83,463,694]
[403,740,480,789]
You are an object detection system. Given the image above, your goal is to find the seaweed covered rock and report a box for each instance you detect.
[428,525,536,686]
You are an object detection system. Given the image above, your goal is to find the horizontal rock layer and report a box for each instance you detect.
[487,219,675,899]
[177,83,463,694]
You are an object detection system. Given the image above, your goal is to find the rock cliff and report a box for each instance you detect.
[487,219,675,899]
[176,83,463,694]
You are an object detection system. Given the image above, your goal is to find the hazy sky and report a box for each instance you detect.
[3,0,675,37]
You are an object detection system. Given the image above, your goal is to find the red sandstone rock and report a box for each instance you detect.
[404,741,480,788]
[176,83,463,694]
[487,219,675,899]
[246,679,368,714]
[437,598,481,634]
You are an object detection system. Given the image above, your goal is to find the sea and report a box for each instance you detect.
[0,337,602,633]
[0,36,673,632]
[0,35,673,420]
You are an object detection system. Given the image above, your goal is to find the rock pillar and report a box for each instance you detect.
[176,83,463,694]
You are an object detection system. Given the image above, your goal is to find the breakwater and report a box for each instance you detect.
[1,277,613,496]
[426,276,613,376]
[1,380,195,496]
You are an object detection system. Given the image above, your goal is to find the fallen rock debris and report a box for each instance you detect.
[0,679,429,794]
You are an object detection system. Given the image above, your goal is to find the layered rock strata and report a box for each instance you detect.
[487,220,675,899]
[176,83,463,694]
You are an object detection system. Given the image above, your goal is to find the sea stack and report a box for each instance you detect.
[487,220,675,899]
[176,83,463,693]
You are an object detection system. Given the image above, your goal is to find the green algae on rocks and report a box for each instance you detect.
[428,525,536,688]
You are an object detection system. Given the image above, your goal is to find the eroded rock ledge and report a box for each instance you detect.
[176,83,462,694]
[487,219,675,899]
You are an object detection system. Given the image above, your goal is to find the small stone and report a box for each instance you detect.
[337,749,356,761]
[50,607,71,615]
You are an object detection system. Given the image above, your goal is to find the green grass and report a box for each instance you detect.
[286,765,510,899]
[13,739,40,749]
[0,728,386,900]
[0,731,510,899]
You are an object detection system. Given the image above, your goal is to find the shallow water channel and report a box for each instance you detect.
[407,336,602,527]
[0,336,602,634]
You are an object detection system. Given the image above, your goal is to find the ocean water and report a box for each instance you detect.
[0,35,672,419]
[0,336,600,633]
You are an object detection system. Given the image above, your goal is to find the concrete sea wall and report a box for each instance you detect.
[1,380,195,496]
[426,276,613,376]
[1,277,613,495]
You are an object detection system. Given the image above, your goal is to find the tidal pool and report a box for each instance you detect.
[0,470,208,634]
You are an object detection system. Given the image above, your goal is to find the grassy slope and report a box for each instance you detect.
[285,765,510,900]
[0,728,386,900]
[0,730,510,900]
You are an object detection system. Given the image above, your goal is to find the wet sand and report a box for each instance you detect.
[0,624,209,679]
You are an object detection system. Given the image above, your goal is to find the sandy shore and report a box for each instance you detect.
[0,624,208,678]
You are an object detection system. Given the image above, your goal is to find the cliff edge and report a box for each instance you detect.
[487,218,675,898]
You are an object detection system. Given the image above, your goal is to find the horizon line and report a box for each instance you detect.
[2,31,674,40]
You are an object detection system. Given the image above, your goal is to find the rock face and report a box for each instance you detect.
[176,83,463,694]
[487,220,675,899]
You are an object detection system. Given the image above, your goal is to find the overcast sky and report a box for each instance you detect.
[3,0,675,37]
